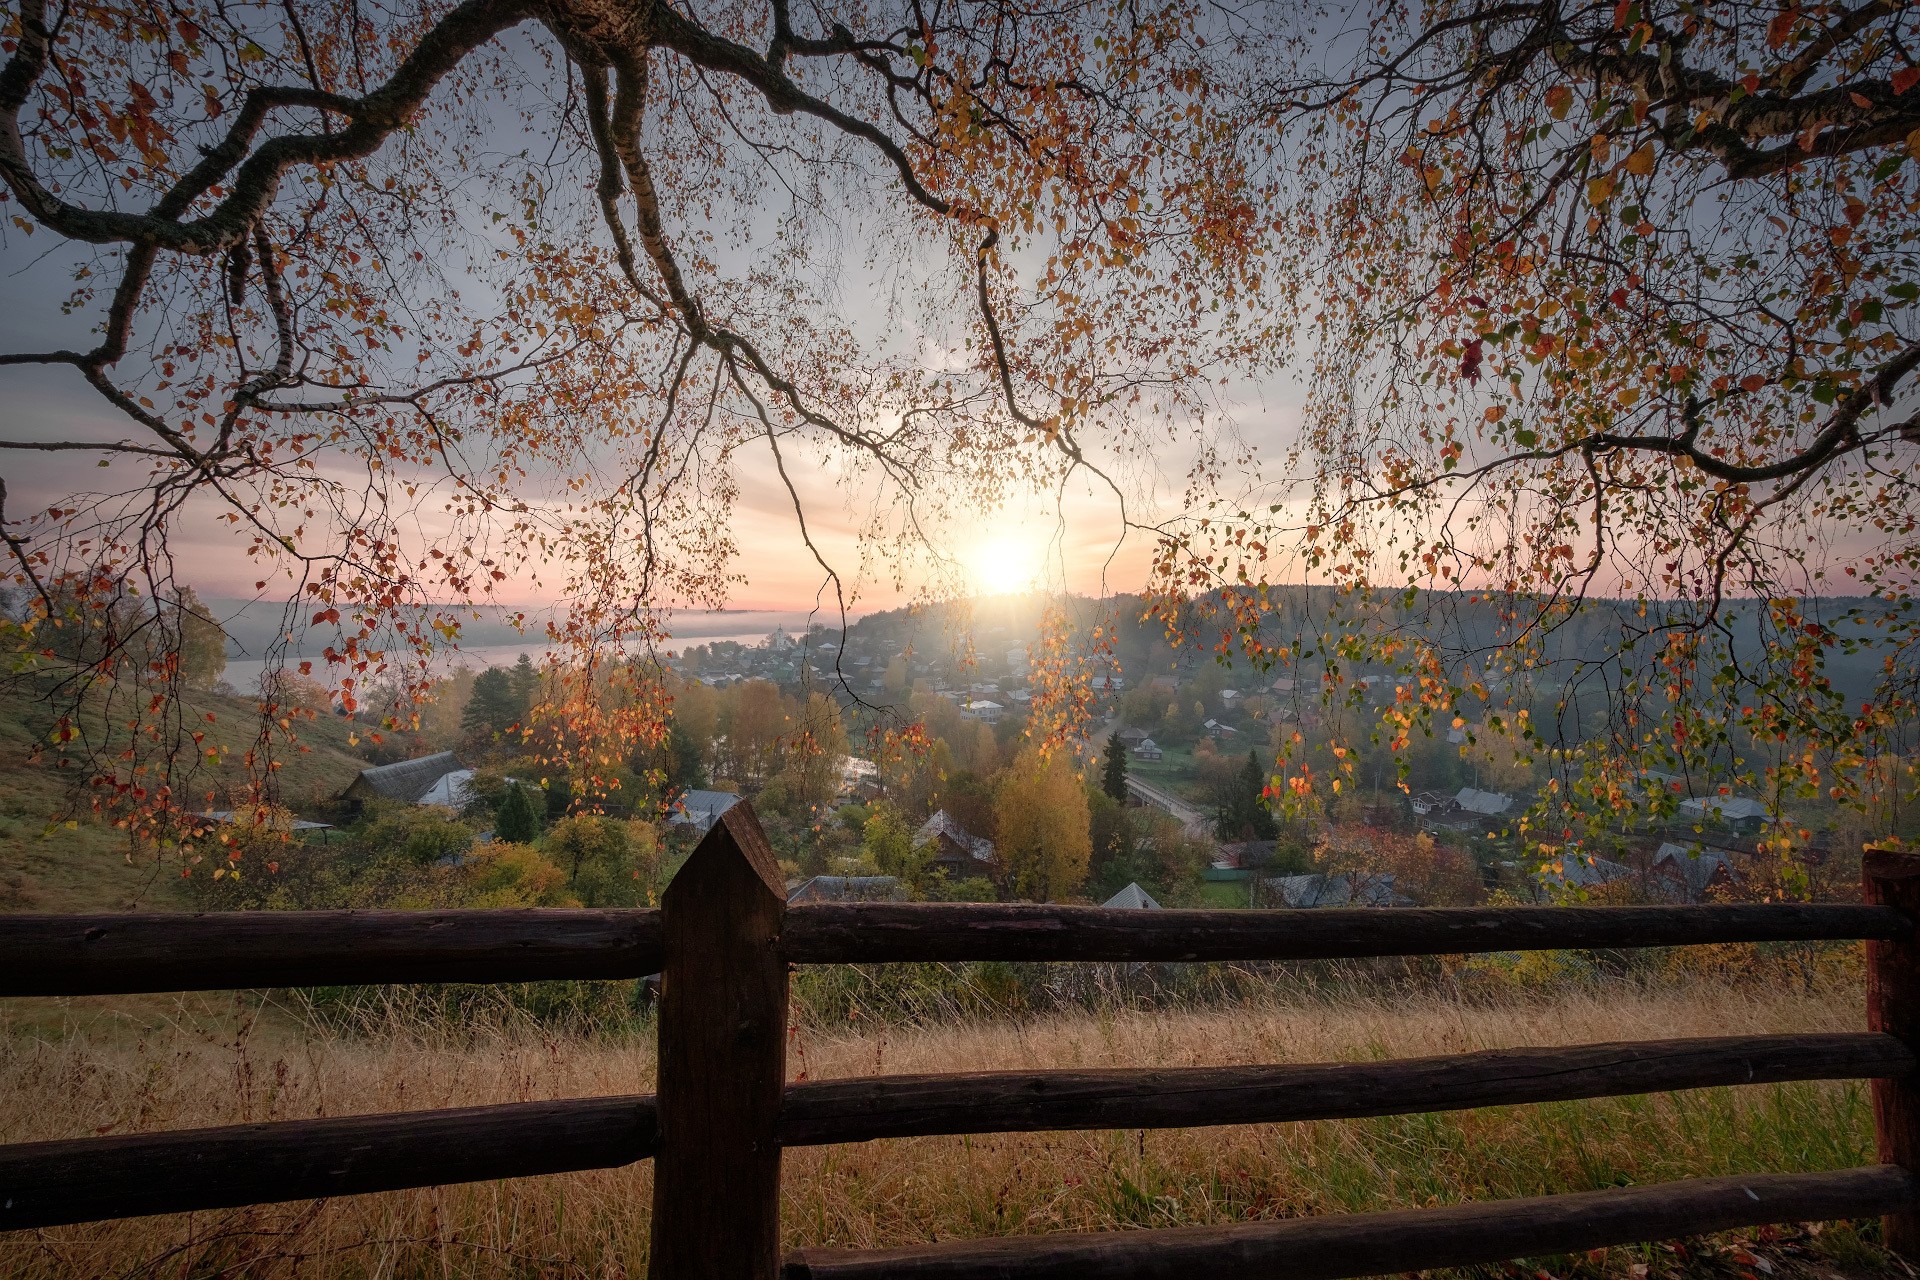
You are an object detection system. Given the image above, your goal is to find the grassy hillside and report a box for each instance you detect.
[0,681,371,913]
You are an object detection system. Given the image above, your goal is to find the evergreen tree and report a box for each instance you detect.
[462,667,519,736]
[509,653,539,719]
[1101,733,1129,801]
[1215,750,1278,841]
[544,775,573,820]
[663,722,707,794]
[495,781,540,843]
[1239,750,1279,841]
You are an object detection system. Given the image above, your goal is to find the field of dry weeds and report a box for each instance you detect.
[0,972,1895,1279]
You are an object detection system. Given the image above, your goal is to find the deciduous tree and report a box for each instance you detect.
[1159,1,1920,878]
[0,0,1259,850]
[993,747,1090,901]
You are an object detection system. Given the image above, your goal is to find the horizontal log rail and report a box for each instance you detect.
[5,1032,1907,1230]
[5,817,1919,1280]
[2,909,665,997]
[781,1166,1919,1280]
[0,1096,660,1230]
[4,902,1902,997]
[781,902,1907,964]
[776,1032,1916,1145]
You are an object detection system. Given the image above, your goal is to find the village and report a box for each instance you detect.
[221,604,1810,923]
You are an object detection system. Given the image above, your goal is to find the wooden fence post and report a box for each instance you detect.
[1865,849,1920,1259]
[649,803,788,1280]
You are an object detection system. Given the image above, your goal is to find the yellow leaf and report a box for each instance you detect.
[1625,143,1656,176]
[1586,176,1614,206]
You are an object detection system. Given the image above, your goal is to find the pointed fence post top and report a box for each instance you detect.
[1866,848,1920,890]
[665,799,785,909]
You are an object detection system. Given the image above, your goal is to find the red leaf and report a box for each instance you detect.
[1459,338,1484,383]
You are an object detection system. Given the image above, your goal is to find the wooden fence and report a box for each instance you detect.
[3,802,1919,1280]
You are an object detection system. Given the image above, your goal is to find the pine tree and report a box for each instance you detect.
[1101,732,1128,801]
[1239,750,1279,841]
[495,781,540,844]
[462,667,519,736]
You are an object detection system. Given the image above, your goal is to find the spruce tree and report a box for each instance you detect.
[496,781,540,844]
[1240,750,1278,840]
[509,653,538,720]
[1101,732,1129,801]
[461,667,519,735]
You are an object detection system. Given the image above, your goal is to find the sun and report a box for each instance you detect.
[967,533,1045,597]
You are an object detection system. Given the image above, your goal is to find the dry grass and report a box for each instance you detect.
[0,975,1897,1279]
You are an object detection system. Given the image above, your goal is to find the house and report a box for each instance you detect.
[337,751,468,811]
[786,875,906,904]
[1270,677,1295,694]
[1454,787,1513,817]
[416,768,485,810]
[1215,841,1267,870]
[1535,852,1632,893]
[669,789,743,835]
[964,699,1005,722]
[1652,842,1739,902]
[1008,688,1033,705]
[1132,737,1164,761]
[1116,727,1150,747]
[1220,689,1240,705]
[914,810,995,874]
[1677,795,1770,828]
[194,810,333,836]
[1409,790,1456,817]
[1266,872,1410,908]
[1204,718,1239,739]
[1091,674,1125,692]
[840,756,881,800]
[1102,882,1162,910]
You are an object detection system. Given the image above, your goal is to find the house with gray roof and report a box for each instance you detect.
[1652,842,1739,902]
[337,751,467,811]
[786,875,907,904]
[668,789,743,835]
[1454,787,1513,816]
[1535,852,1632,894]
[914,810,995,874]
[1265,872,1410,908]
[1677,795,1771,829]
[1102,882,1162,910]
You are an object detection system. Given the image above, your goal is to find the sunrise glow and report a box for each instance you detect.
[967,533,1046,597]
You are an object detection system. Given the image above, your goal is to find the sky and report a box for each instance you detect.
[0,190,1309,626]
